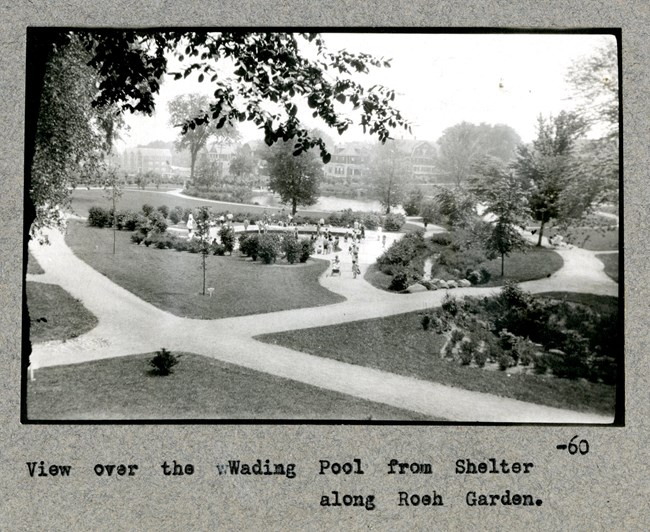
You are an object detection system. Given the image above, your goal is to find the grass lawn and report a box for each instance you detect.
[256,310,616,415]
[26,282,98,343]
[27,352,436,420]
[70,188,331,220]
[479,246,564,286]
[536,292,618,315]
[365,244,564,291]
[65,220,344,319]
[547,225,618,251]
[595,252,619,282]
[27,251,45,274]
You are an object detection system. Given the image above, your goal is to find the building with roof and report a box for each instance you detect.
[120,147,172,176]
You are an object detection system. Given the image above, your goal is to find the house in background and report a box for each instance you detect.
[120,147,173,177]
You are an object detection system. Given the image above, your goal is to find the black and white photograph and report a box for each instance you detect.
[24,29,622,423]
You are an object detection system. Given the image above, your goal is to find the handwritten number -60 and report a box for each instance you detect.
[568,435,589,455]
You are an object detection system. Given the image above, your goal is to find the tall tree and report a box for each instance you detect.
[168,94,239,183]
[368,140,411,214]
[194,206,212,296]
[28,34,120,241]
[28,30,410,237]
[229,146,256,182]
[102,167,123,255]
[566,39,619,205]
[469,158,529,276]
[512,112,588,246]
[265,142,323,215]
[435,122,521,185]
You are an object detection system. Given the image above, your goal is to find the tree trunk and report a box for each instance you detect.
[292,198,297,216]
[537,220,546,247]
[201,254,206,295]
[501,253,505,277]
[190,150,198,182]
[112,192,116,255]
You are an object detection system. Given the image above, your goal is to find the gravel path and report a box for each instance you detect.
[27,222,616,423]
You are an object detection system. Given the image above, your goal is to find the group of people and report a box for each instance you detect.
[329,254,361,279]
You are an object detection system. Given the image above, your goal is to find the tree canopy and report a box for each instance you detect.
[512,111,589,245]
[368,140,412,214]
[168,93,240,182]
[264,142,323,215]
[27,30,411,237]
[435,122,521,185]
[469,157,529,275]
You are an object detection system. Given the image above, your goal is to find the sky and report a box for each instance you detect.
[117,32,616,151]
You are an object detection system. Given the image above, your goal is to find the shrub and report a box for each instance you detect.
[212,243,226,256]
[118,210,140,231]
[182,207,193,222]
[467,270,482,285]
[359,212,381,230]
[239,233,260,260]
[376,231,426,274]
[169,206,183,225]
[149,348,179,376]
[157,205,170,218]
[88,206,111,228]
[450,329,465,344]
[299,239,314,262]
[430,232,453,246]
[186,239,202,253]
[420,314,431,330]
[219,226,235,255]
[383,212,406,231]
[442,294,459,316]
[459,339,475,365]
[131,232,144,245]
[141,203,154,216]
[258,233,281,264]
[171,238,189,252]
[498,352,515,371]
[147,211,168,233]
[282,235,302,264]
[473,347,488,368]
[389,264,421,291]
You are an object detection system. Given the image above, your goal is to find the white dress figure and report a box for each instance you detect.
[186,213,195,239]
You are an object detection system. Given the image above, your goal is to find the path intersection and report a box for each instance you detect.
[27,215,617,423]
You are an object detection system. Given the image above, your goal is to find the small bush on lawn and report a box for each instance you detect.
[156,205,170,218]
[258,233,281,264]
[88,206,111,228]
[131,232,145,245]
[212,243,226,256]
[299,239,314,262]
[420,314,431,330]
[149,348,179,376]
[282,235,302,264]
[473,347,488,368]
[383,212,406,231]
[239,233,259,260]
[498,352,515,371]
[186,239,203,253]
[219,226,235,255]
[142,203,154,217]
[459,339,475,365]
[169,206,183,225]
[147,211,168,233]
[377,231,427,274]
[171,238,189,252]
[389,264,422,291]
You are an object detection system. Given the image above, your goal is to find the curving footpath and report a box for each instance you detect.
[27,221,617,423]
